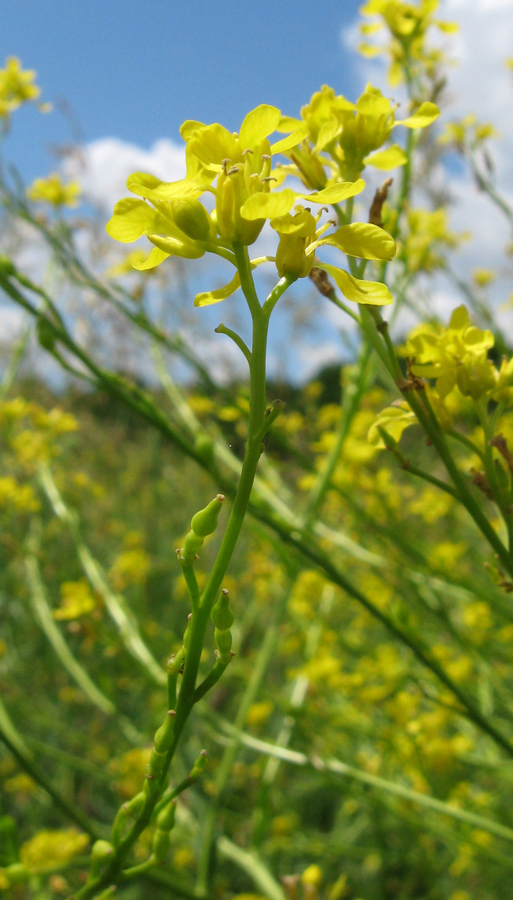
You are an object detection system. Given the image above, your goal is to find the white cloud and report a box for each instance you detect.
[62,137,186,211]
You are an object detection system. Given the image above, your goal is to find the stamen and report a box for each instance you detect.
[260,176,277,183]
[227,165,240,176]
[222,158,231,174]
[242,148,254,156]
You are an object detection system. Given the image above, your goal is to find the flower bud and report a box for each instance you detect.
[171,198,211,241]
[273,208,317,279]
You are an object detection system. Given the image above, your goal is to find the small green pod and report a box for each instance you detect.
[190,494,225,537]
[154,710,176,753]
[148,747,167,777]
[91,840,114,862]
[215,627,232,660]
[156,799,176,832]
[152,828,170,864]
[124,791,146,818]
[211,589,234,630]
[189,749,208,781]
[181,530,203,564]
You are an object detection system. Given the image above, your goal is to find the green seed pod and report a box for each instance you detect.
[151,828,170,864]
[91,840,114,862]
[189,749,208,782]
[215,627,232,658]
[211,589,234,630]
[171,198,211,241]
[190,494,225,537]
[148,747,167,777]
[154,710,176,753]
[156,799,176,832]
[181,530,203,564]
[124,792,146,818]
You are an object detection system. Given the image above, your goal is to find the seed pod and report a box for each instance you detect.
[211,589,234,630]
[151,828,170,864]
[91,840,114,862]
[189,749,208,782]
[214,627,232,661]
[124,792,146,818]
[148,747,167,777]
[156,799,176,832]
[190,494,225,537]
[154,710,176,753]
[181,530,203,565]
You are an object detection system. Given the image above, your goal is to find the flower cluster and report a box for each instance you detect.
[284,84,439,184]
[358,0,458,86]
[0,56,49,124]
[107,102,402,308]
[27,172,81,208]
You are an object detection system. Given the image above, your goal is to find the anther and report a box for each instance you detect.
[260,176,277,183]
[227,166,240,176]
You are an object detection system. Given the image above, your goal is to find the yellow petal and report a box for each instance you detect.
[315,116,341,150]
[363,144,408,170]
[132,247,170,270]
[314,223,396,260]
[180,119,205,140]
[106,199,159,243]
[301,180,365,204]
[397,102,440,129]
[241,189,297,220]
[195,272,241,307]
[317,263,393,305]
[358,43,383,58]
[239,104,281,147]
[188,123,239,167]
[277,115,303,132]
[127,171,163,192]
[270,125,309,155]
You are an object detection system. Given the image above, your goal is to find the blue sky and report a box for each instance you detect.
[1,0,362,183]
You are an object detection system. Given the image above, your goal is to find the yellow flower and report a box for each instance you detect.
[404,305,496,399]
[0,56,48,120]
[27,173,81,208]
[20,830,90,873]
